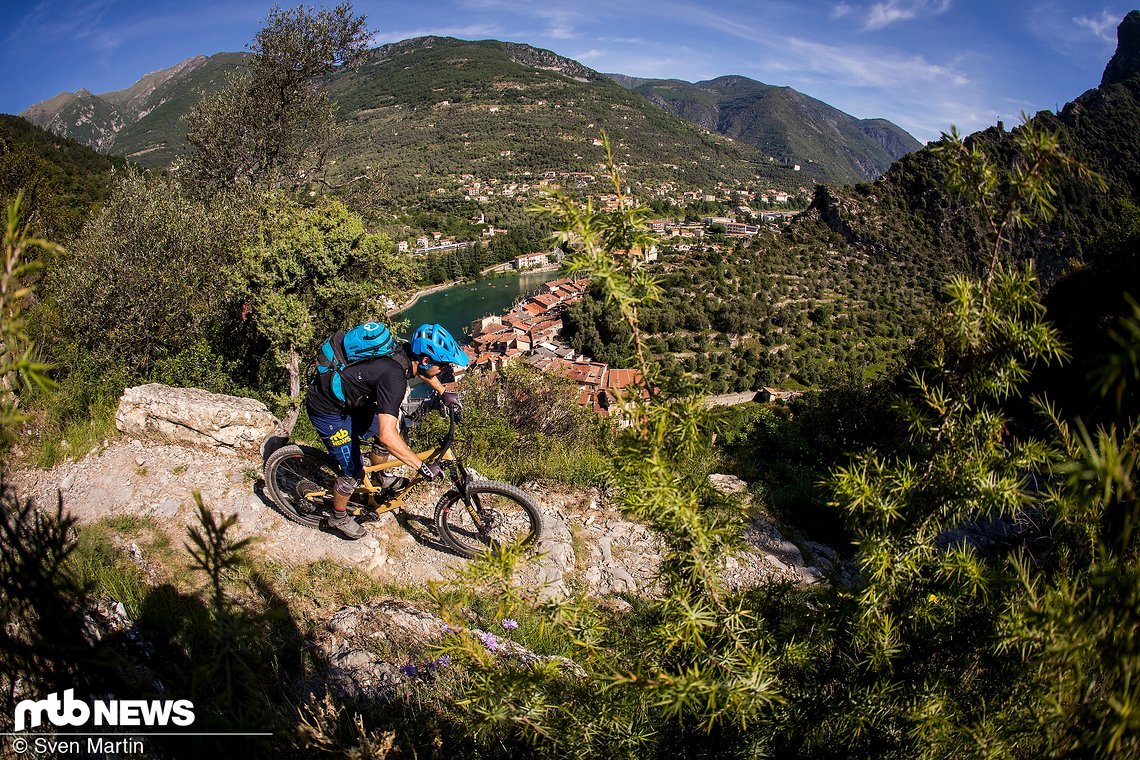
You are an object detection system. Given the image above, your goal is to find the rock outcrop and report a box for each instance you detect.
[1102,11,1140,88]
[114,384,278,452]
[315,600,583,701]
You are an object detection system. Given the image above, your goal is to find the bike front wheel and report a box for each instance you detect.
[434,480,543,558]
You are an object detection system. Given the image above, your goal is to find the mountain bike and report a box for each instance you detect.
[263,400,543,558]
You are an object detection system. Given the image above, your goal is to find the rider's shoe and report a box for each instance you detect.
[328,509,366,540]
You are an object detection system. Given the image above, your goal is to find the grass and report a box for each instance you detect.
[67,515,164,618]
[468,434,610,486]
[289,410,322,447]
[30,394,119,468]
[68,515,434,638]
[49,496,679,755]
[257,558,433,617]
[568,521,590,578]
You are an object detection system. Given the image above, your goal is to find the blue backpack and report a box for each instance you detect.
[314,322,398,404]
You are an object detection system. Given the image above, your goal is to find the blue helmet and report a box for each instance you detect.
[411,323,469,368]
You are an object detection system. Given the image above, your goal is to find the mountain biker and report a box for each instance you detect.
[304,323,470,539]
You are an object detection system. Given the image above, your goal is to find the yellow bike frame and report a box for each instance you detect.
[344,445,458,515]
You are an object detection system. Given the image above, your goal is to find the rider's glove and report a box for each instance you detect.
[441,391,462,412]
[419,461,443,481]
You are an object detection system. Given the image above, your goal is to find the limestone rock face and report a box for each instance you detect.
[1102,11,1140,88]
[115,384,278,452]
[316,600,584,701]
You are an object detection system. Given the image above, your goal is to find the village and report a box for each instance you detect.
[394,170,807,255]
[455,275,649,415]
[450,270,804,415]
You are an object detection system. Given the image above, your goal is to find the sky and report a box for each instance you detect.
[1,0,1128,143]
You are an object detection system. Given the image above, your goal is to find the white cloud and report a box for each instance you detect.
[1074,9,1120,42]
[1027,3,1120,59]
[456,0,590,40]
[752,36,980,142]
[599,36,650,45]
[832,3,855,19]
[544,10,579,39]
[864,0,952,31]
[654,1,767,45]
[778,36,963,88]
[7,0,115,45]
[573,48,607,61]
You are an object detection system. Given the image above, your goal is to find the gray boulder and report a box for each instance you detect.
[115,384,278,452]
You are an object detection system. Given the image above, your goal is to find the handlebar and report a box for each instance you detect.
[400,394,461,467]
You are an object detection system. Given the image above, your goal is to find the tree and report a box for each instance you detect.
[425,138,780,757]
[41,170,252,383]
[794,120,1137,757]
[185,3,370,192]
[420,122,1138,757]
[233,193,413,429]
[0,197,102,719]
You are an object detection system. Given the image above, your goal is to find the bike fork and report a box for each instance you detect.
[447,466,487,532]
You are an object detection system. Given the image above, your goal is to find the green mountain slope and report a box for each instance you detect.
[804,60,1140,287]
[21,89,127,153]
[609,74,922,184]
[323,37,802,200]
[20,53,252,167]
[109,52,251,166]
[20,38,805,197]
[0,114,123,239]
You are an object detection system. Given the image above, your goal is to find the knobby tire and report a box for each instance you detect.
[263,444,338,529]
[434,480,543,558]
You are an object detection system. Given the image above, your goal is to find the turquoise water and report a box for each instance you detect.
[394,269,557,340]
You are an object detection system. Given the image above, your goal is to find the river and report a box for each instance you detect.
[393,268,558,339]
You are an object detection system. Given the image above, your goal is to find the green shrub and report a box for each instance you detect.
[453,362,609,485]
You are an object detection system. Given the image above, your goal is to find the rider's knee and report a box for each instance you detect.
[334,475,358,497]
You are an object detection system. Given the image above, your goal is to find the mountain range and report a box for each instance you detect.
[18,37,918,188]
[606,74,921,184]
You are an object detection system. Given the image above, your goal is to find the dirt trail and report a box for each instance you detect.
[14,436,834,596]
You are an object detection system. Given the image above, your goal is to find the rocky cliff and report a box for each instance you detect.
[1102,10,1140,87]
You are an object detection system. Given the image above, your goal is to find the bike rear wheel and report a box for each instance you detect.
[264,444,339,528]
[434,480,543,558]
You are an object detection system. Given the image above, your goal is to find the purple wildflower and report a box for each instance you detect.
[435,654,451,669]
[480,632,499,652]
[399,663,418,677]
[501,618,519,631]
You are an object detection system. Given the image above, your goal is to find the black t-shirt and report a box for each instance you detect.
[307,347,411,418]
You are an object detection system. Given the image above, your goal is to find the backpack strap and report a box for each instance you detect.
[386,342,413,379]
